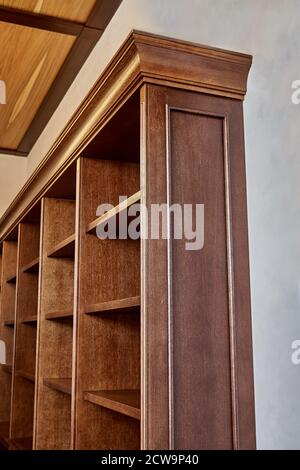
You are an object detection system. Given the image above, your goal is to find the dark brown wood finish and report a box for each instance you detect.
[141,84,255,449]
[0,31,251,240]
[72,157,140,450]
[34,197,76,450]
[10,222,40,446]
[0,240,18,449]
[0,6,83,35]
[0,32,255,451]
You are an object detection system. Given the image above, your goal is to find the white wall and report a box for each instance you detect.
[0,154,27,217]
[1,0,300,448]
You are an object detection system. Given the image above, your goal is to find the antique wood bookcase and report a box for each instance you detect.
[0,31,256,450]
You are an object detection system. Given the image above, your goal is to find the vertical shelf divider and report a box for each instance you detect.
[34,174,77,450]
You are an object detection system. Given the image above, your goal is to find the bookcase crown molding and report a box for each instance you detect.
[0,30,252,243]
[0,31,256,450]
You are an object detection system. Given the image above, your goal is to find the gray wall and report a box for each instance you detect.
[1,0,300,449]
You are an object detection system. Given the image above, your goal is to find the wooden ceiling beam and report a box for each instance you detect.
[0,148,28,158]
[0,0,124,156]
[18,26,103,153]
[0,6,83,36]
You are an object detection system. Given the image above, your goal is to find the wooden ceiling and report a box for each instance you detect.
[0,0,122,156]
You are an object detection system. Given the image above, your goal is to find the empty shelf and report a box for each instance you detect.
[86,191,141,235]
[1,364,12,374]
[21,257,39,274]
[45,308,73,321]
[10,437,32,450]
[4,319,14,327]
[47,233,75,258]
[21,315,38,324]
[85,296,140,316]
[0,421,10,450]
[6,274,17,284]
[43,378,72,395]
[83,390,140,420]
[16,370,35,382]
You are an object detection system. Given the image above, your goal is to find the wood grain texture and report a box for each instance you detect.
[16,370,35,382]
[34,197,75,449]
[0,31,252,241]
[10,222,40,446]
[9,436,32,450]
[0,33,255,451]
[0,22,75,149]
[141,84,256,449]
[86,191,141,236]
[170,109,232,449]
[83,390,140,420]
[47,233,75,258]
[0,241,17,431]
[21,257,39,274]
[0,420,10,450]
[0,0,96,22]
[72,158,140,450]
[85,296,140,316]
[43,378,72,395]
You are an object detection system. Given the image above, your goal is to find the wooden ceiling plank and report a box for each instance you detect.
[86,0,123,29]
[0,6,83,35]
[18,26,103,153]
[0,0,123,155]
[0,23,76,149]
[0,148,28,157]
[0,0,97,24]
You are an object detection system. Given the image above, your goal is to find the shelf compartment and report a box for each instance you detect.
[10,437,32,450]
[45,308,73,321]
[16,370,35,383]
[21,257,39,274]
[47,233,75,259]
[21,315,38,324]
[0,364,12,374]
[6,274,17,284]
[0,421,10,450]
[86,191,141,236]
[4,319,15,327]
[83,390,140,420]
[43,378,72,395]
[85,296,140,316]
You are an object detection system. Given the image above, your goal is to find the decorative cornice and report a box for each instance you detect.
[0,30,252,240]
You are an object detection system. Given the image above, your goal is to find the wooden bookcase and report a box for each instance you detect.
[0,32,256,450]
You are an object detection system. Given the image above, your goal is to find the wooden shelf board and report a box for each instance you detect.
[45,308,73,321]
[47,233,75,258]
[21,315,38,324]
[4,319,15,327]
[85,296,140,316]
[21,257,39,274]
[16,370,35,383]
[9,437,32,450]
[0,363,12,374]
[43,378,72,395]
[0,421,10,450]
[86,191,141,235]
[6,274,17,284]
[83,390,140,420]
